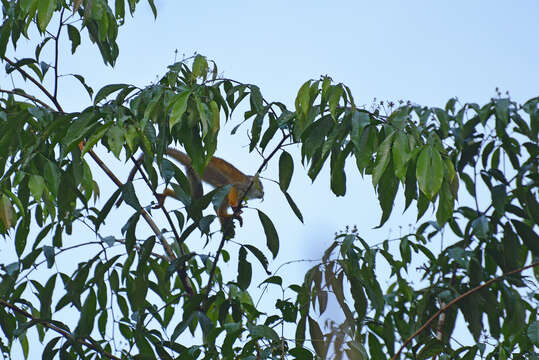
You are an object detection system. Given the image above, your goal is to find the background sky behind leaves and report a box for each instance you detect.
[4,1,539,355]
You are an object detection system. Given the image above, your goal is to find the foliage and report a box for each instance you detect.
[0,1,538,359]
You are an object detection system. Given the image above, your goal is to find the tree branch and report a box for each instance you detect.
[392,261,539,360]
[0,298,121,360]
[0,88,53,109]
[53,8,65,100]
[1,56,64,112]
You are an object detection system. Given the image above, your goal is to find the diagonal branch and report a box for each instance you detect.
[1,56,63,112]
[0,88,53,109]
[392,261,539,360]
[0,298,121,360]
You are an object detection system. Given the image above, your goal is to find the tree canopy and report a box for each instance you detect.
[0,1,538,359]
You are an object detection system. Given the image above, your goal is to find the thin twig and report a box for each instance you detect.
[1,56,64,112]
[53,8,65,100]
[0,298,121,360]
[392,261,539,360]
[0,88,53,109]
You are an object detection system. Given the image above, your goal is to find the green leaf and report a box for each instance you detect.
[249,111,265,152]
[308,316,326,358]
[0,23,10,58]
[288,347,314,360]
[96,188,121,231]
[121,182,141,211]
[347,340,368,360]
[81,123,112,156]
[115,0,125,20]
[192,55,208,79]
[328,85,342,120]
[495,98,509,125]
[37,0,56,32]
[169,91,191,129]
[512,220,539,257]
[106,125,124,158]
[237,247,252,290]
[67,25,81,54]
[43,245,55,268]
[42,337,60,360]
[417,338,444,360]
[368,333,385,360]
[147,0,157,18]
[416,145,444,200]
[376,161,398,228]
[75,289,97,337]
[392,132,410,181]
[94,84,129,104]
[171,312,196,342]
[436,180,454,226]
[15,214,30,257]
[278,151,293,191]
[283,191,303,223]
[471,215,488,240]
[243,244,270,274]
[257,210,279,259]
[372,131,395,186]
[28,174,45,201]
[330,150,347,196]
[247,323,279,342]
[197,311,214,337]
[260,275,282,286]
[527,321,539,346]
[43,160,60,195]
[0,195,14,229]
[491,184,506,214]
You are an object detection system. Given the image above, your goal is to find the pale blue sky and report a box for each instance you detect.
[5,1,539,355]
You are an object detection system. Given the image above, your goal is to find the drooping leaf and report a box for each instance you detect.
[169,91,191,129]
[279,151,294,191]
[283,191,303,223]
[67,24,81,54]
[416,145,444,200]
[308,316,326,358]
[0,195,14,228]
[43,245,55,268]
[121,182,141,211]
[512,220,539,257]
[94,84,130,104]
[247,323,279,342]
[257,210,279,259]
[372,131,395,186]
[237,247,252,290]
[37,0,56,32]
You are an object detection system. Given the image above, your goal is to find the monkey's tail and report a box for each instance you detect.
[165,148,192,166]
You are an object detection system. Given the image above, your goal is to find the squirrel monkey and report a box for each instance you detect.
[120,148,264,225]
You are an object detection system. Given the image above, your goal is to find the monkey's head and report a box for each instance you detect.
[242,175,264,200]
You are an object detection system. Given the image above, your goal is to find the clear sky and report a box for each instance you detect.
[5,0,539,355]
